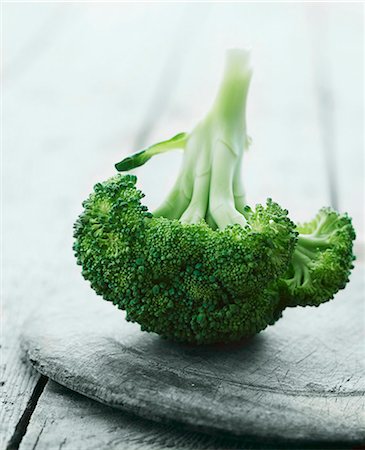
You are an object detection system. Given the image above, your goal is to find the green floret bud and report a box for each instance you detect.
[277,208,356,307]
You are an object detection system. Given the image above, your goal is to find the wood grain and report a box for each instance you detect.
[19,381,287,450]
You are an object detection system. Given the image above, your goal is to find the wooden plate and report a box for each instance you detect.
[21,265,365,446]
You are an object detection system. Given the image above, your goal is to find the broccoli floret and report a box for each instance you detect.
[74,175,296,344]
[276,208,356,308]
[74,49,355,344]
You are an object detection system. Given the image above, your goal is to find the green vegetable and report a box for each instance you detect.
[74,49,355,344]
[278,208,355,308]
[115,132,188,172]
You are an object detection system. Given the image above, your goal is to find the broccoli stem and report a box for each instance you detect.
[297,234,331,249]
[291,250,312,284]
[281,234,327,298]
[154,49,252,229]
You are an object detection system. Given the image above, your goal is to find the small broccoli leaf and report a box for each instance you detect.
[115,132,189,172]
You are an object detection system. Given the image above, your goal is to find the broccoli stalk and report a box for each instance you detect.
[116,49,252,229]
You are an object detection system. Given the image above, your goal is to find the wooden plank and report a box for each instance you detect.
[20,381,276,450]
[20,263,365,446]
[1,3,191,447]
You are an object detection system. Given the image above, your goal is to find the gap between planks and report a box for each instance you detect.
[6,376,48,450]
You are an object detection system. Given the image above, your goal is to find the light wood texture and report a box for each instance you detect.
[19,381,280,450]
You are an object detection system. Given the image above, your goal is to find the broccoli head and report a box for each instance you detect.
[74,49,355,344]
[74,174,296,344]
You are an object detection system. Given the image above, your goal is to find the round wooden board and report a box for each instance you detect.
[21,266,365,447]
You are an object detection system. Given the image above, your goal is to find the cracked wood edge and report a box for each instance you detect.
[31,379,363,450]
[19,381,279,450]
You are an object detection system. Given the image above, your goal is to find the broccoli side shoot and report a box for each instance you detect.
[277,208,355,307]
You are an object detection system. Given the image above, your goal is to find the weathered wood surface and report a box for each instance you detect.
[3,2,364,449]
[21,263,365,446]
[19,381,290,450]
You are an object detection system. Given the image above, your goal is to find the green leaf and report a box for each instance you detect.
[115,132,189,172]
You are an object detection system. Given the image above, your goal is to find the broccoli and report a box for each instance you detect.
[277,208,355,309]
[74,49,355,344]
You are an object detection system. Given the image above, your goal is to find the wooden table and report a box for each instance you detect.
[2,3,364,449]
